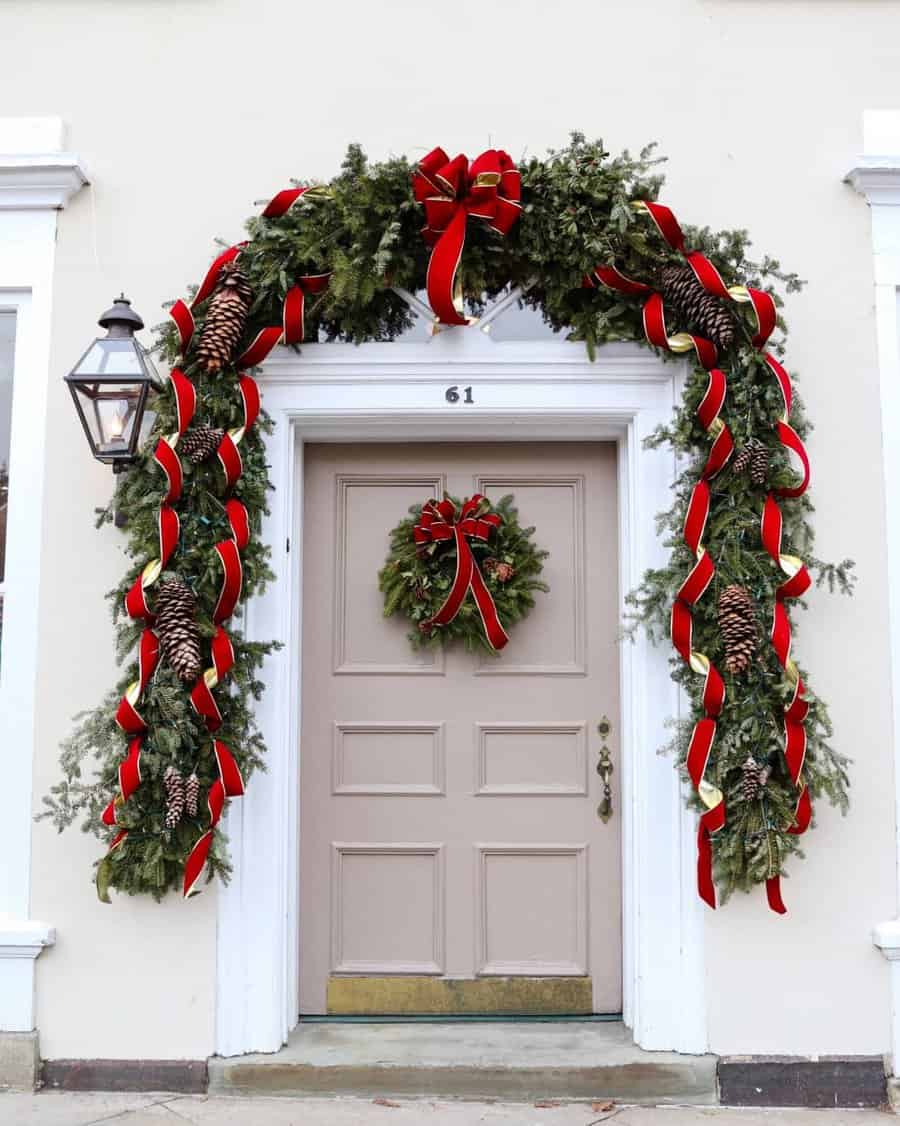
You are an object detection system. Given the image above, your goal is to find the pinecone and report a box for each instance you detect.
[484,558,515,583]
[184,773,201,819]
[659,264,737,352]
[194,261,253,374]
[154,577,203,683]
[750,444,769,487]
[179,425,225,464]
[733,438,769,487]
[164,766,185,828]
[741,755,761,802]
[717,583,757,676]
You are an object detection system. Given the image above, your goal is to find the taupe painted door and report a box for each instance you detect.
[299,442,621,1015]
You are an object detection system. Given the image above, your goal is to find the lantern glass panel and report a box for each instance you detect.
[68,379,148,462]
[72,338,145,378]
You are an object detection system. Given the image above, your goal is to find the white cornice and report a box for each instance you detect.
[0,920,55,955]
[0,153,89,210]
[846,157,900,206]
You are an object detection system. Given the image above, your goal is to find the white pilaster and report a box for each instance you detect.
[0,117,87,1041]
[847,108,900,1076]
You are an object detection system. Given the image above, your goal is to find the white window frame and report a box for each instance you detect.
[214,332,708,1058]
[0,118,87,1034]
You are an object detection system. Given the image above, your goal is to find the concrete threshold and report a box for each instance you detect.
[208,1020,718,1104]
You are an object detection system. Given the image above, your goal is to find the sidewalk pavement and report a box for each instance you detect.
[0,1094,893,1125]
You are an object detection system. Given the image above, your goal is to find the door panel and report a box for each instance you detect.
[300,443,621,1015]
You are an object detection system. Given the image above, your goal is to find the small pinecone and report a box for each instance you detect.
[164,766,185,828]
[717,583,757,676]
[179,425,225,464]
[741,755,761,802]
[749,443,769,487]
[413,582,427,601]
[184,773,201,819]
[484,558,515,583]
[733,438,769,487]
[155,577,203,683]
[659,264,736,352]
[194,262,253,374]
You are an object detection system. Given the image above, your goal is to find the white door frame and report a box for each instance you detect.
[214,332,707,1058]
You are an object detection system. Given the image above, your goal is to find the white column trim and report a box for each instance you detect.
[0,154,88,210]
[848,109,900,1075]
[0,117,86,1033]
[215,334,707,1057]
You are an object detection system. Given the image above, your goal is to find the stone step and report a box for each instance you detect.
[208,1021,718,1104]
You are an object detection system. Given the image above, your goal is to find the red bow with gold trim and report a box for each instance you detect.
[412,147,521,326]
[413,495,509,650]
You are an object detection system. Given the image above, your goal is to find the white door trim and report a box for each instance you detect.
[215,333,707,1057]
[847,109,900,1075]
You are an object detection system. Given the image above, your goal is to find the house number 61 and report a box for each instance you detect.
[445,385,474,404]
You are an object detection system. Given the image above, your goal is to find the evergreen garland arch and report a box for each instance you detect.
[43,134,853,910]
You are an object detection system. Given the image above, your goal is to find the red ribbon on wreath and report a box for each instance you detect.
[413,495,510,650]
[413,147,522,326]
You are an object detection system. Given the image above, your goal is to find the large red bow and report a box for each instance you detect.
[412,147,522,326]
[413,495,510,650]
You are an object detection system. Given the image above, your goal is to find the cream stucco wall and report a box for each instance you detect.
[1,0,898,1059]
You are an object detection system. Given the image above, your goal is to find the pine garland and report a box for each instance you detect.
[379,495,549,653]
[41,134,853,904]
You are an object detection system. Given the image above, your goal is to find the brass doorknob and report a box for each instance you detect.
[596,716,613,823]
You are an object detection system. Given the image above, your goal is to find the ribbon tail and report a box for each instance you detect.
[766,876,788,914]
[697,823,717,909]
[422,526,474,630]
[426,207,469,326]
[468,559,509,650]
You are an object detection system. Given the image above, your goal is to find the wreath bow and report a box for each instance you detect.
[413,495,510,650]
[412,147,522,326]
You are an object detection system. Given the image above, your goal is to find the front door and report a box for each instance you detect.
[299,442,621,1016]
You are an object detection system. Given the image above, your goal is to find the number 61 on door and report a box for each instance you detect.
[445,385,474,404]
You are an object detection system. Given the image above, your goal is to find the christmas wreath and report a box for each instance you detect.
[42,134,853,913]
[379,494,549,653]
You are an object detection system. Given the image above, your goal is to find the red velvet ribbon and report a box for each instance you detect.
[413,147,521,326]
[413,495,509,650]
[590,199,815,913]
[182,741,245,898]
[103,630,161,832]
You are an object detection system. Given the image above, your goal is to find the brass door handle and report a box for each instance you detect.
[596,717,613,823]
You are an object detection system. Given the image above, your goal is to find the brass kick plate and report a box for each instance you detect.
[326,975,593,1016]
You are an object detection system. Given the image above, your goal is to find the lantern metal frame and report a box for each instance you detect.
[64,295,159,471]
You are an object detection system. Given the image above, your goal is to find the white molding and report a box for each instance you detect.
[0,155,89,210]
[0,921,54,1034]
[846,159,900,207]
[0,119,85,1035]
[215,332,706,1057]
[850,112,900,1076]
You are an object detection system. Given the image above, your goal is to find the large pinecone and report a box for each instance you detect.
[733,438,769,487]
[164,766,185,829]
[717,583,757,676]
[179,425,224,464]
[194,262,253,374]
[155,577,203,683]
[659,264,736,352]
